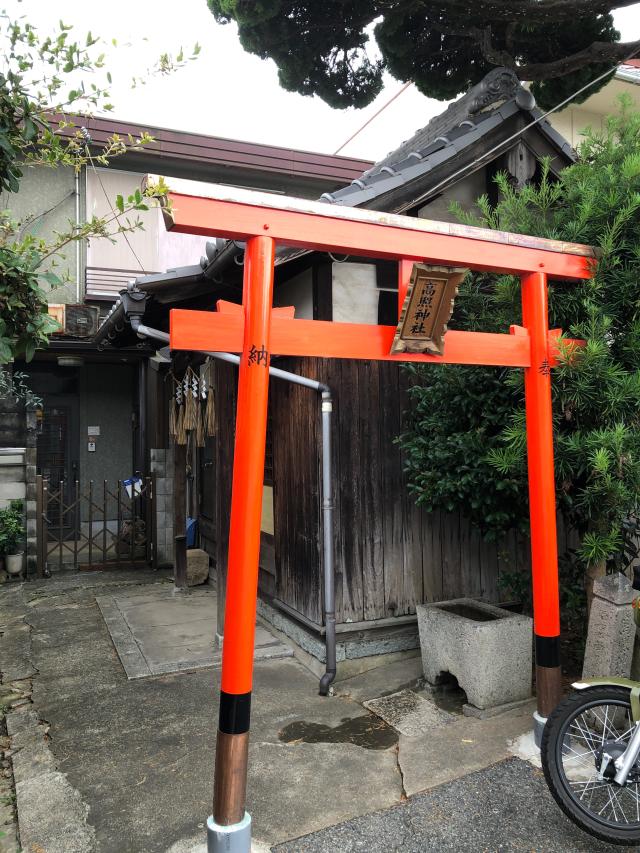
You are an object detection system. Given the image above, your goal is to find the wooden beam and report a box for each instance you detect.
[160,184,594,280]
[170,309,531,368]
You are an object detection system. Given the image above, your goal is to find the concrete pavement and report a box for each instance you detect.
[0,570,627,852]
[273,758,633,852]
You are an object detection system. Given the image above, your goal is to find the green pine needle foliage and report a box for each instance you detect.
[206,1,624,110]
[399,98,640,576]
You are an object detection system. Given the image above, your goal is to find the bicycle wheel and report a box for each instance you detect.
[542,686,640,845]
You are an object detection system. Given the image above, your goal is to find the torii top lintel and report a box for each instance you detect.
[155,179,595,279]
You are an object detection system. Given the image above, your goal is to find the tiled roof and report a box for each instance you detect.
[321,68,575,212]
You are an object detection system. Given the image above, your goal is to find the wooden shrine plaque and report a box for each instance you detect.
[391,264,467,355]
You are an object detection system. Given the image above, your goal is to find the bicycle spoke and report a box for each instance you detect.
[560,698,640,829]
[572,714,600,755]
[611,785,629,823]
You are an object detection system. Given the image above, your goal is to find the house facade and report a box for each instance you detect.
[7,60,639,672]
[4,123,370,574]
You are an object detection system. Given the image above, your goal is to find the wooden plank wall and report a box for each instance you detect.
[214,354,582,628]
[270,356,533,626]
[269,358,323,622]
[213,360,237,593]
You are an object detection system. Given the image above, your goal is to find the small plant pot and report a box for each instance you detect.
[5,553,24,576]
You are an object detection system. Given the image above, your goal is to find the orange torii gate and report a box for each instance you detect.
[159,182,595,853]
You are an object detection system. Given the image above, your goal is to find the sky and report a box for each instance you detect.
[4,0,640,161]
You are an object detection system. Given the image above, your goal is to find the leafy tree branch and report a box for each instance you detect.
[207,0,637,109]
[0,9,190,371]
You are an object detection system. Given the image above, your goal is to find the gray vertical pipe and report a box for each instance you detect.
[318,390,336,695]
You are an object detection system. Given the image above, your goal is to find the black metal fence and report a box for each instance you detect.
[36,475,157,575]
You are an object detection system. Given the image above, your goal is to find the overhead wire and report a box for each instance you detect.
[333,81,413,155]
[80,128,146,272]
[399,48,640,213]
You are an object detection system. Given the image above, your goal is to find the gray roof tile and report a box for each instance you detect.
[328,68,575,211]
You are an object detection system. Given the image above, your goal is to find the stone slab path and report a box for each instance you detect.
[96,583,292,678]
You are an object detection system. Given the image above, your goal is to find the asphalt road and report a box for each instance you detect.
[273,757,638,853]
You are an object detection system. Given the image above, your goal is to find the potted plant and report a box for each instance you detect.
[0,500,26,576]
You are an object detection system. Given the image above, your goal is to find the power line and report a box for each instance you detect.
[81,129,146,272]
[18,189,75,238]
[399,50,640,214]
[333,81,412,156]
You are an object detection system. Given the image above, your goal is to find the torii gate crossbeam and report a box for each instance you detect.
[157,180,595,853]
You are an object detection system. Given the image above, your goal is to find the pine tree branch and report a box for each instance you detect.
[413,0,639,24]
[478,26,517,69]
[517,39,640,80]
[428,12,640,81]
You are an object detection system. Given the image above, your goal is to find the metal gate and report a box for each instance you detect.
[36,475,157,575]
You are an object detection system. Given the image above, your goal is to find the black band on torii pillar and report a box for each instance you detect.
[535,634,561,668]
[219,691,252,735]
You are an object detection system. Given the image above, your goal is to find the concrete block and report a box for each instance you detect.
[363,689,454,735]
[186,549,209,587]
[155,478,167,496]
[417,598,532,711]
[0,467,25,486]
[0,482,25,501]
[583,573,635,679]
[0,454,24,465]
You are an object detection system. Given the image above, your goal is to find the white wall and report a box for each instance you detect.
[332,262,378,324]
[549,76,640,149]
[86,167,210,274]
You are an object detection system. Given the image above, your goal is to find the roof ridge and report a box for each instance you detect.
[321,67,576,211]
[364,67,522,178]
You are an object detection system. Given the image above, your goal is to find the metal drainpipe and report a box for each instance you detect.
[75,170,81,302]
[318,389,336,695]
[130,322,337,694]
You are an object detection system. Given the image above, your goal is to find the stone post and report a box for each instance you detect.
[149,447,174,567]
[582,573,635,680]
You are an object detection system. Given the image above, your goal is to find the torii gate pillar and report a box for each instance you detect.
[208,236,275,850]
[522,272,562,729]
